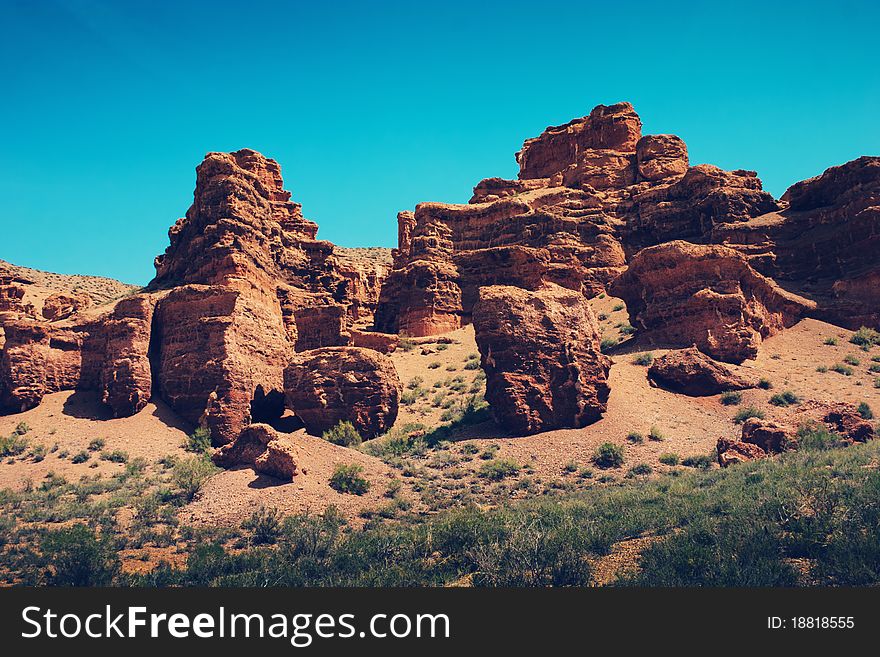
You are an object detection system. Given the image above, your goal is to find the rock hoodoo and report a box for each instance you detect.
[472,283,611,435]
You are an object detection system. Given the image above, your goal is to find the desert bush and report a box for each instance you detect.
[631,352,653,366]
[87,438,106,452]
[14,422,30,435]
[857,402,873,420]
[612,304,625,312]
[243,507,282,545]
[769,390,800,407]
[173,455,219,501]
[329,464,370,495]
[659,453,680,466]
[27,524,120,586]
[758,378,773,390]
[600,337,618,354]
[843,354,861,366]
[797,423,846,451]
[682,454,714,469]
[70,450,90,464]
[628,463,652,476]
[824,336,838,346]
[831,363,854,376]
[626,432,644,444]
[323,421,362,447]
[648,426,665,442]
[464,360,480,370]
[479,459,520,481]
[734,407,765,423]
[850,326,880,348]
[0,433,29,457]
[100,450,129,463]
[186,427,212,454]
[593,443,624,469]
[720,391,742,406]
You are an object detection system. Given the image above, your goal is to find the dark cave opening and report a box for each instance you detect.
[250,385,302,433]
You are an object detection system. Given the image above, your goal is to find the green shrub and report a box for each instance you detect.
[816,365,828,373]
[619,324,636,336]
[323,421,362,447]
[600,337,618,354]
[14,422,30,435]
[329,464,370,495]
[593,442,624,469]
[843,354,861,366]
[87,438,106,452]
[850,326,880,348]
[720,391,742,406]
[186,427,212,454]
[757,378,773,390]
[563,461,578,473]
[769,390,800,407]
[100,450,129,463]
[797,423,846,451]
[659,453,680,466]
[479,459,520,481]
[428,361,441,369]
[242,507,282,545]
[626,432,644,444]
[857,402,873,420]
[824,336,838,346]
[831,363,854,376]
[632,352,653,366]
[70,450,90,464]
[464,360,480,370]
[612,303,625,312]
[362,423,428,459]
[32,524,120,586]
[0,433,29,457]
[173,456,219,501]
[628,463,652,476]
[648,426,665,442]
[734,407,765,423]
[681,454,714,469]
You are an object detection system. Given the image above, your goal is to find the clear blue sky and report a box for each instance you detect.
[1,0,878,285]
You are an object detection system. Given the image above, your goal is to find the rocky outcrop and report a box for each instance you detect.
[647,347,757,396]
[516,102,643,179]
[472,283,610,435]
[741,418,795,454]
[283,347,401,439]
[610,241,814,363]
[98,295,154,418]
[213,423,299,481]
[716,436,767,467]
[636,135,688,181]
[350,328,399,354]
[797,401,876,444]
[42,292,91,321]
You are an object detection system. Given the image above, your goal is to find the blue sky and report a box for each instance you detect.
[1,0,878,285]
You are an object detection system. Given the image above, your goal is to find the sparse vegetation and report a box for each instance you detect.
[720,391,742,406]
[648,426,665,442]
[185,427,212,454]
[87,438,106,452]
[329,464,370,495]
[0,433,29,457]
[850,326,880,348]
[70,450,90,464]
[173,455,219,501]
[479,459,520,481]
[658,453,680,466]
[632,353,653,366]
[769,390,800,407]
[628,463,652,476]
[843,354,861,366]
[757,378,773,390]
[593,443,624,469]
[734,407,765,424]
[824,336,838,346]
[831,363,854,376]
[857,402,873,420]
[626,432,644,444]
[600,337,618,354]
[323,421,363,447]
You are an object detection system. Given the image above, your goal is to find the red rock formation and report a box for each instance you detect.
[472,283,610,435]
[796,401,877,444]
[42,292,91,321]
[610,241,814,363]
[350,328,399,354]
[516,102,642,179]
[647,347,757,396]
[716,436,767,467]
[213,423,299,481]
[636,135,688,181]
[99,295,154,418]
[741,418,795,454]
[284,347,401,439]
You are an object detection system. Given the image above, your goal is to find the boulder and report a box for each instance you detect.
[647,347,757,395]
[213,423,299,481]
[472,283,611,435]
[610,241,814,363]
[741,417,795,454]
[284,347,401,439]
[636,134,688,181]
[716,436,766,467]
[42,292,91,321]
